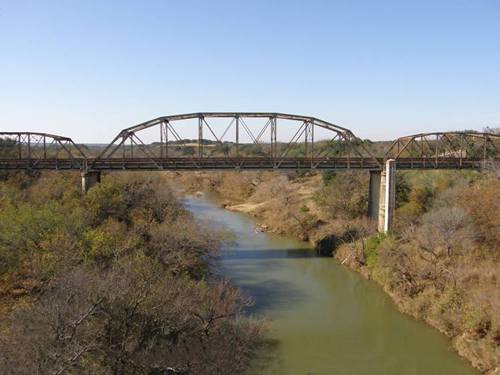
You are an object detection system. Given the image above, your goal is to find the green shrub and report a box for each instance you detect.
[85,180,127,224]
[0,202,67,275]
[314,171,368,219]
[322,171,336,185]
[395,173,410,208]
[363,233,387,269]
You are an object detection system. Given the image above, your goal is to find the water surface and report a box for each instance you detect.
[183,195,480,375]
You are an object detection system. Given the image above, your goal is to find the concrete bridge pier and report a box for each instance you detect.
[81,171,101,193]
[368,159,396,233]
[368,170,381,221]
[378,159,396,232]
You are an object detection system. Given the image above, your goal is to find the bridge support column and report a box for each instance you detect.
[81,171,101,193]
[368,170,381,221]
[378,159,396,233]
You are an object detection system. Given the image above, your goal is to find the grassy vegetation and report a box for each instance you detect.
[0,172,263,374]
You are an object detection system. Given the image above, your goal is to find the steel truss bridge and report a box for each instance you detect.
[1,113,499,172]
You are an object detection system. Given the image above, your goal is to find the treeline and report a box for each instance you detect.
[0,172,262,374]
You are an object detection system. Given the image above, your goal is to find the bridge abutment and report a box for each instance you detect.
[81,171,101,193]
[377,159,396,232]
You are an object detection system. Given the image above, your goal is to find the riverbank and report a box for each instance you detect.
[169,170,499,374]
[184,193,481,375]
[0,172,264,374]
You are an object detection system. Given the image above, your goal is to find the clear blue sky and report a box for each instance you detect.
[1,0,499,142]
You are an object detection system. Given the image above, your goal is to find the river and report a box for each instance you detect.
[183,194,480,375]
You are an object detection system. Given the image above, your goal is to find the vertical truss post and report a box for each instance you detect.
[304,121,314,166]
[421,137,425,168]
[68,140,74,169]
[122,135,126,159]
[27,134,31,162]
[304,121,309,160]
[198,115,203,158]
[121,134,127,169]
[43,135,47,159]
[410,140,414,168]
[235,116,239,157]
[160,121,164,159]
[18,134,22,160]
[165,121,169,158]
[270,116,277,162]
[130,135,134,158]
[347,134,351,169]
[311,123,314,166]
[160,120,169,159]
[274,116,278,160]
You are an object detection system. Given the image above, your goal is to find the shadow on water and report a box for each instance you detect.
[222,248,317,260]
[217,259,308,315]
[240,278,307,315]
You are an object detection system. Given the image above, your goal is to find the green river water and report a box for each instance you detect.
[183,194,480,375]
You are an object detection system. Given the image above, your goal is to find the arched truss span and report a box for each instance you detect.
[93,112,382,170]
[385,132,500,169]
[0,132,87,170]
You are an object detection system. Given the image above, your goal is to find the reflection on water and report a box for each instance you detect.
[183,195,480,375]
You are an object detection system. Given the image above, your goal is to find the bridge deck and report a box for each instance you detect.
[0,157,492,171]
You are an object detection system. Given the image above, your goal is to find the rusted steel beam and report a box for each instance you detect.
[385,132,500,166]
[0,132,87,164]
[3,122,499,173]
[92,112,382,170]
